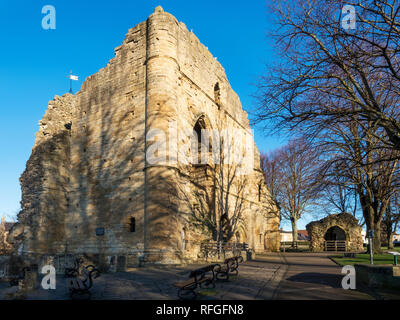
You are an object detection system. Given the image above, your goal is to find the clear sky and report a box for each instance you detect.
[0,1,293,225]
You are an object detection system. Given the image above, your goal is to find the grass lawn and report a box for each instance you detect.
[331,247,400,266]
[381,246,400,252]
[332,254,396,266]
[198,288,218,296]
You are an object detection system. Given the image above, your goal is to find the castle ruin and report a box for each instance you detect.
[8,6,280,270]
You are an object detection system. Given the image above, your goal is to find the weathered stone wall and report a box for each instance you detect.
[64,19,147,260]
[8,94,75,254]
[9,6,280,267]
[306,213,364,252]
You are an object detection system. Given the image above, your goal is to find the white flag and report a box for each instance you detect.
[69,75,78,81]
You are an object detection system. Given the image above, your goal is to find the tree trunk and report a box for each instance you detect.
[361,199,383,254]
[291,219,298,248]
[387,229,394,250]
[372,225,382,254]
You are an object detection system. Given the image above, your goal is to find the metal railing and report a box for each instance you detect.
[324,240,346,252]
[280,241,310,252]
[201,241,249,260]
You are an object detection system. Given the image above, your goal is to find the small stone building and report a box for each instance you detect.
[306,213,364,252]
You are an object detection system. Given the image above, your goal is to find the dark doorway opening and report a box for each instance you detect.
[324,226,346,241]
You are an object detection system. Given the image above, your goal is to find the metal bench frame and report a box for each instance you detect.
[174,264,219,300]
[215,256,243,281]
[66,265,100,299]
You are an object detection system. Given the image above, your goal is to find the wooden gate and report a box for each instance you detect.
[324,240,346,251]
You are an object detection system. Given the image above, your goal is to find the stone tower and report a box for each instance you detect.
[8,7,280,269]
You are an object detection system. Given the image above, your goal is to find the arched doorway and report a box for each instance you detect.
[324,226,346,241]
[235,227,247,244]
[192,114,212,166]
[324,226,346,251]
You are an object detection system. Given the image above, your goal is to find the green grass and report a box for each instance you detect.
[198,288,218,296]
[332,253,398,266]
[381,246,400,252]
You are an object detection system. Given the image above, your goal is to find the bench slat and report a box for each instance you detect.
[174,279,196,288]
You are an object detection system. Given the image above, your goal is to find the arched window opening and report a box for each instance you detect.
[214,83,221,109]
[193,120,203,145]
[235,232,240,243]
[129,217,136,232]
[192,116,211,165]
[258,184,262,202]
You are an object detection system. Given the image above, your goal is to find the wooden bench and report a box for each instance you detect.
[174,264,219,300]
[215,256,244,281]
[66,265,100,299]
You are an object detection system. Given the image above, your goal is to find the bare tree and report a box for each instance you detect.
[260,150,281,209]
[317,115,399,252]
[261,139,321,247]
[382,192,400,249]
[186,162,247,244]
[256,0,400,151]
[256,0,400,252]
[319,161,359,217]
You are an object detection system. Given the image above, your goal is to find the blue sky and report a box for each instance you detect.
[0,1,294,225]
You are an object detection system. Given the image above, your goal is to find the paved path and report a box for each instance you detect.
[273,252,373,300]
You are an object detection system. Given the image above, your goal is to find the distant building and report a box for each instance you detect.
[361,229,367,244]
[280,229,309,242]
[280,230,292,242]
[297,230,310,240]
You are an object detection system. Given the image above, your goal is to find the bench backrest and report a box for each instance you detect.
[236,256,244,263]
[224,258,235,264]
[224,256,243,264]
[189,264,218,280]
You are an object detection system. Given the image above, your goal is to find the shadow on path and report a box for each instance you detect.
[286,272,342,288]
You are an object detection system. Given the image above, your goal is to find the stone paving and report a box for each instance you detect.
[0,254,284,300]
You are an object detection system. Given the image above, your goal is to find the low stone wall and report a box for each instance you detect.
[355,264,400,290]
